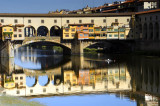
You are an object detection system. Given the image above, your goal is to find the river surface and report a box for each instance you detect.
[0,46,160,106]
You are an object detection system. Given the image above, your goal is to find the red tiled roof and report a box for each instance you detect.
[102,9,118,13]
[123,0,135,3]
[94,4,120,11]
[136,9,160,15]
[138,0,157,2]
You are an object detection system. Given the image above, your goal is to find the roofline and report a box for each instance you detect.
[136,9,160,15]
[69,23,94,26]
[0,13,134,17]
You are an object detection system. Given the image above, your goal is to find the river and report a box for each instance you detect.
[0,46,159,106]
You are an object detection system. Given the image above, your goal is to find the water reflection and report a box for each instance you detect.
[0,47,160,105]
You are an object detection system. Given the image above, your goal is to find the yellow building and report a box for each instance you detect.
[88,24,95,39]
[63,25,76,39]
[2,26,14,41]
[107,22,130,39]
[89,69,96,85]
[64,70,78,86]
[63,22,129,40]
[3,75,15,89]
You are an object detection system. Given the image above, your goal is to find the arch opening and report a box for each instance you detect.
[50,26,61,36]
[24,26,36,37]
[143,23,147,40]
[149,23,153,40]
[37,26,49,37]
[155,22,159,40]
[26,76,37,87]
[139,24,142,39]
[38,75,50,86]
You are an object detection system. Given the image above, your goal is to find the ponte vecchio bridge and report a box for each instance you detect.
[0,12,137,57]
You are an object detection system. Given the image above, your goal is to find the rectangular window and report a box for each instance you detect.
[103,19,106,23]
[65,35,69,37]
[16,90,20,94]
[109,34,112,37]
[66,20,69,23]
[120,34,124,37]
[4,29,6,31]
[41,20,44,23]
[14,28,17,32]
[79,20,82,23]
[43,88,46,92]
[114,29,118,32]
[1,19,4,23]
[14,34,17,37]
[20,77,23,80]
[115,19,118,22]
[18,29,22,32]
[15,77,18,80]
[65,29,69,32]
[91,20,94,23]
[54,19,57,23]
[30,89,33,93]
[84,25,87,27]
[83,29,88,32]
[10,29,12,31]
[89,25,93,27]
[84,34,88,36]
[114,34,118,37]
[28,20,31,23]
[14,19,18,23]
[80,34,83,36]
[19,34,22,37]
[119,28,125,32]
[95,29,100,31]
[71,28,75,32]
[89,29,93,32]
[127,19,130,22]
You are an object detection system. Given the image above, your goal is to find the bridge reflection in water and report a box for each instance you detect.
[0,47,160,105]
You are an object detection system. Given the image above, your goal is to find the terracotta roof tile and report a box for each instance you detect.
[136,9,160,15]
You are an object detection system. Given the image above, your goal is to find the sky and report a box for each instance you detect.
[0,0,121,13]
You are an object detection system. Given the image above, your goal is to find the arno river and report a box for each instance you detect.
[0,46,160,106]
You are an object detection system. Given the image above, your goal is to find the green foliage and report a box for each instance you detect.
[42,46,46,50]
[40,39,45,41]
[84,48,98,53]
[53,46,63,52]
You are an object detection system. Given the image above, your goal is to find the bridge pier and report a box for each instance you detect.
[0,41,14,58]
[71,40,83,55]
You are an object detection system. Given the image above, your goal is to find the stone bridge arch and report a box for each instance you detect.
[14,37,72,54]
[26,75,55,88]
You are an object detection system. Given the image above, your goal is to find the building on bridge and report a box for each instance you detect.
[2,25,13,41]
[0,24,25,41]
[63,22,131,40]
[13,24,25,41]
[3,74,15,89]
